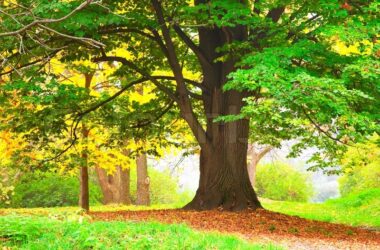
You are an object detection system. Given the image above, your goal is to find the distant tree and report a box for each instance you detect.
[96,165,132,205]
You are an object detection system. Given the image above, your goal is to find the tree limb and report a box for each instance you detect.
[37,24,105,48]
[151,0,208,145]
[129,100,175,129]
[301,107,347,144]
[266,6,285,22]
[93,55,179,102]
[0,49,61,76]
[173,25,211,68]
[43,76,152,162]
[0,0,94,37]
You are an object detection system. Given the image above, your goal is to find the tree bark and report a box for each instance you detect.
[95,166,131,205]
[150,0,284,211]
[182,2,262,211]
[96,167,114,204]
[184,113,262,211]
[79,125,90,211]
[136,153,150,206]
[79,73,93,211]
[134,83,150,206]
[247,144,272,187]
[118,166,132,204]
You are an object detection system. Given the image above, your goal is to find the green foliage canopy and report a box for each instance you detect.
[0,0,378,172]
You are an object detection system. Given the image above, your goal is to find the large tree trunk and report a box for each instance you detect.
[96,167,114,204]
[96,166,131,205]
[183,3,262,211]
[151,0,267,211]
[184,113,262,211]
[136,153,150,206]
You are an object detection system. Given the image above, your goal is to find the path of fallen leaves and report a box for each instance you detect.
[90,209,380,250]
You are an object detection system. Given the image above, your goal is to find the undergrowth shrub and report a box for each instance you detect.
[338,135,380,196]
[256,162,314,202]
[5,172,102,208]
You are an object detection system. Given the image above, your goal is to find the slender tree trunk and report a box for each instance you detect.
[96,167,115,204]
[117,166,131,204]
[247,144,272,187]
[136,153,150,205]
[79,167,89,210]
[79,125,90,211]
[79,73,93,211]
[134,84,150,206]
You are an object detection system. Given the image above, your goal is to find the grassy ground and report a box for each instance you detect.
[1,189,379,229]
[0,215,278,250]
[0,190,378,249]
[262,189,380,228]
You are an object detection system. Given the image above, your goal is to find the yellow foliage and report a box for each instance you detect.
[332,39,373,56]
[1,49,196,174]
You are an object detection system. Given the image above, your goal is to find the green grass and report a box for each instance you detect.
[1,189,378,249]
[0,215,279,250]
[262,189,380,228]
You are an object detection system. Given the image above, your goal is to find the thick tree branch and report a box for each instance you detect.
[150,29,171,59]
[151,0,208,144]
[257,146,272,160]
[248,144,272,162]
[98,26,171,58]
[250,6,285,48]
[266,6,285,22]
[99,27,156,41]
[152,75,206,92]
[76,78,149,119]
